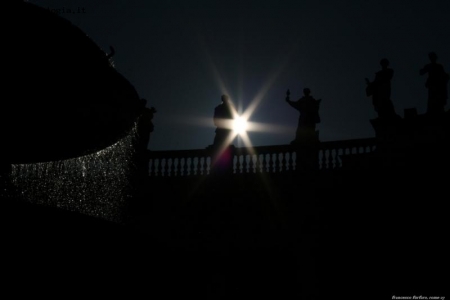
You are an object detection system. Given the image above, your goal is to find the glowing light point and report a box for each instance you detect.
[233,116,248,134]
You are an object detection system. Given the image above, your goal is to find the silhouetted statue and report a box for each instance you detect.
[213,94,233,148]
[127,99,156,223]
[365,58,397,119]
[286,88,321,142]
[420,52,449,115]
[106,46,115,59]
[137,98,156,152]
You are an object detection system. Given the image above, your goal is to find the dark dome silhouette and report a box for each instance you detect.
[3,2,142,164]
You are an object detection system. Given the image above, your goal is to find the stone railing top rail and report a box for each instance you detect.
[148,137,377,157]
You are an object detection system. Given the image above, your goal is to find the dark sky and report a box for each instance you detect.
[31,0,450,151]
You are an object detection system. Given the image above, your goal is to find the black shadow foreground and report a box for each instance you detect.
[2,2,448,299]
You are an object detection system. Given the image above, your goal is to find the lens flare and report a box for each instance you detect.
[233,116,248,134]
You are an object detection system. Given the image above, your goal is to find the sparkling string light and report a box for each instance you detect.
[5,122,139,223]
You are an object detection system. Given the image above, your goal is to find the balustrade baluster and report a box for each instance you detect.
[281,152,286,172]
[164,158,168,176]
[204,157,209,175]
[271,153,276,173]
[180,158,186,176]
[320,150,325,170]
[236,155,242,173]
[250,154,256,173]
[263,154,268,172]
[165,158,171,176]
[331,149,336,169]
[337,148,342,168]
[148,159,154,176]
[255,153,262,173]
[321,149,327,170]
[173,158,177,175]
[157,158,162,176]
[330,149,334,169]
[163,159,168,176]
[262,154,266,172]
[330,149,335,169]
[161,158,166,176]
[155,159,161,176]
[184,158,189,176]
[243,155,248,173]
[259,153,266,173]
[231,156,236,174]
[199,157,204,175]
[195,157,200,176]
[187,157,191,176]
[150,159,155,176]
[334,148,339,169]
[331,149,337,169]
[337,149,342,168]
[324,149,330,169]
[151,159,156,176]
[189,157,195,176]
[193,157,197,175]
[293,152,297,171]
[173,158,178,176]
[262,154,267,172]
[287,152,293,171]
[274,153,279,172]
[187,158,193,176]
[186,157,190,176]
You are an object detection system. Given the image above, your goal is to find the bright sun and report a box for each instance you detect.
[233,116,248,134]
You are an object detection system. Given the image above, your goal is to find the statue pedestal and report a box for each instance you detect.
[291,130,320,145]
[370,109,450,171]
[290,132,320,172]
[208,145,235,176]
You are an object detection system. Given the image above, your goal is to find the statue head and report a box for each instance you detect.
[303,88,311,96]
[380,58,389,69]
[221,94,230,104]
[428,52,438,63]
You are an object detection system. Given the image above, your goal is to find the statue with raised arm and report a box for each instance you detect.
[420,52,449,115]
[286,88,321,143]
[365,58,397,119]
